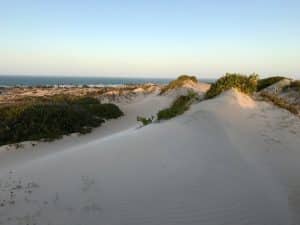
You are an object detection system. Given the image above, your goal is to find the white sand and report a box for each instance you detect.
[0,89,300,225]
[0,92,174,169]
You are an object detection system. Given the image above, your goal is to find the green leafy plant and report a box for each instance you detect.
[205,73,258,99]
[157,92,197,120]
[137,116,154,126]
[0,95,123,146]
[160,75,198,94]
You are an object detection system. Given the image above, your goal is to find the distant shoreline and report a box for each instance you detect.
[0,75,216,87]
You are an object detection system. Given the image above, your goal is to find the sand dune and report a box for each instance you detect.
[0,89,300,225]
[0,92,173,169]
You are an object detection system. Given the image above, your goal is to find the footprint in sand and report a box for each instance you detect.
[81,175,95,192]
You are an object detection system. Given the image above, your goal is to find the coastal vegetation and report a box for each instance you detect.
[257,76,287,91]
[260,92,298,114]
[0,95,123,146]
[205,73,258,99]
[290,80,300,89]
[283,80,300,92]
[157,92,197,120]
[137,116,154,126]
[160,75,198,94]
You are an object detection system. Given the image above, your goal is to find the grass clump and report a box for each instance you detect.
[257,76,287,91]
[137,116,154,126]
[157,92,197,120]
[260,92,298,114]
[160,75,198,94]
[0,96,123,146]
[205,73,258,99]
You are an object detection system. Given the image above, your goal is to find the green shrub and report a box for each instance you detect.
[137,116,154,126]
[88,103,124,119]
[157,92,197,120]
[205,73,258,99]
[20,95,100,106]
[45,95,99,105]
[0,96,123,146]
[69,96,100,105]
[160,75,198,94]
[257,76,286,91]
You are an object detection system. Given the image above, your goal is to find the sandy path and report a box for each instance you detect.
[0,90,300,225]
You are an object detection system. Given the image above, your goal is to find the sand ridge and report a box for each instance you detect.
[0,89,300,225]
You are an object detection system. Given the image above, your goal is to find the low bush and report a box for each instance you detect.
[257,76,286,91]
[160,75,198,94]
[0,96,123,146]
[137,116,154,126]
[20,95,100,106]
[205,73,258,99]
[157,92,197,120]
[260,92,298,114]
[87,103,123,119]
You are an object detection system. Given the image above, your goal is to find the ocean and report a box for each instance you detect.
[0,75,216,87]
[0,75,174,87]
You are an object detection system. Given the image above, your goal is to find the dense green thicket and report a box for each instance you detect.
[257,76,286,91]
[160,75,198,94]
[157,92,196,120]
[0,96,123,146]
[205,73,258,99]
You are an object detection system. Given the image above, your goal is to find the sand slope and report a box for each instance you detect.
[0,92,173,169]
[0,90,300,225]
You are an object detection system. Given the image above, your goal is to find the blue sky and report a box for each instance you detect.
[0,0,299,78]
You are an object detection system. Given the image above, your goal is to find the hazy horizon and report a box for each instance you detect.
[0,73,295,80]
[1,1,300,78]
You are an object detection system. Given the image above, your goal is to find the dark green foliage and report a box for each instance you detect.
[137,116,154,126]
[157,92,196,120]
[260,92,298,114]
[257,76,286,91]
[45,95,99,105]
[87,103,124,119]
[20,95,100,106]
[68,96,100,105]
[205,73,258,99]
[0,96,123,146]
[160,75,198,94]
